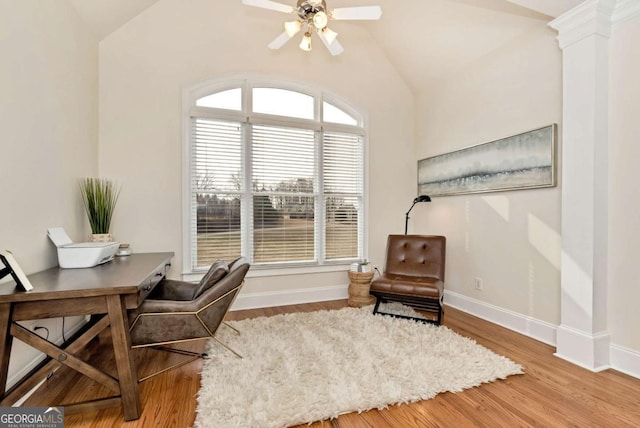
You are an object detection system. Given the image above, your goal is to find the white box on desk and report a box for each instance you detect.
[47,227,119,269]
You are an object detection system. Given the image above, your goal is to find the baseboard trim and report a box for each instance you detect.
[444,290,557,346]
[554,324,611,372]
[610,344,640,379]
[231,284,349,311]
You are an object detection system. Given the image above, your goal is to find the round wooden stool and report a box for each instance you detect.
[347,270,375,307]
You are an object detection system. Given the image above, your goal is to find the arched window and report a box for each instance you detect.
[185,78,365,273]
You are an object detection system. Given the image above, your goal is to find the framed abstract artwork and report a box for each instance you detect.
[418,124,557,197]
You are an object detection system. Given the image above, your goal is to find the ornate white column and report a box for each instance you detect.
[549,0,615,371]
[550,0,640,371]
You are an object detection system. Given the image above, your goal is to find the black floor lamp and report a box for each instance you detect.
[404,195,431,234]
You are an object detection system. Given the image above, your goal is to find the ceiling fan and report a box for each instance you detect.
[242,0,382,56]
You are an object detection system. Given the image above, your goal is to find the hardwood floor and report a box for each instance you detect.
[23,301,640,427]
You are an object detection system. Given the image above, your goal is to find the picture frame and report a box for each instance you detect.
[418,124,557,197]
[0,250,34,291]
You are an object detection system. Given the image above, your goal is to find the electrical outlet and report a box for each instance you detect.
[474,277,483,291]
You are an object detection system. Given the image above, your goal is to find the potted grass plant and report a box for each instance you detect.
[80,178,121,242]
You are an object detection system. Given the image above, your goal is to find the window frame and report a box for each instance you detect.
[182,75,369,280]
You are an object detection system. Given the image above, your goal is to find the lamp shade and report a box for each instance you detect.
[299,32,312,51]
[405,195,431,234]
[313,11,328,29]
[284,20,302,37]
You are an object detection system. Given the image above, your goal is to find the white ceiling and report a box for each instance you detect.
[68,0,583,91]
[363,0,551,89]
[506,0,584,18]
[67,0,161,40]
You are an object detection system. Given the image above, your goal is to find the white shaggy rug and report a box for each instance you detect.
[194,305,523,428]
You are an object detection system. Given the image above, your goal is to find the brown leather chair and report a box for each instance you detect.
[128,257,249,380]
[370,235,446,325]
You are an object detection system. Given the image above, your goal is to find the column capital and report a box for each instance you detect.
[549,0,616,49]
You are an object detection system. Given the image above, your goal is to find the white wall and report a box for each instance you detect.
[609,15,640,353]
[415,25,562,327]
[98,0,414,296]
[0,0,98,386]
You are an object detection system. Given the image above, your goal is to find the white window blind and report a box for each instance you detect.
[323,131,363,260]
[188,82,366,273]
[252,124,316,264]
[191,118,243,269]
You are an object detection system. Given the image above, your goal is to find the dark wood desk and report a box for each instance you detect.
[0,252,174,420]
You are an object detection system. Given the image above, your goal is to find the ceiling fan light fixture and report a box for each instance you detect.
[284,20,302,36]
[243,0,382,56]
[312,10,328,29]
[322,27,338,45]
[299,31,313,51]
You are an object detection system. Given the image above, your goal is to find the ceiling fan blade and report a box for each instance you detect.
[268,31,294,50]
[242,0,295,14]
[327,38,344,56]
[317,31,344,56]
[330,6,382,20]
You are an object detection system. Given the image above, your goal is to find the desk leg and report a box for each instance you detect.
[0,303,13,397]
[106,295,141,421]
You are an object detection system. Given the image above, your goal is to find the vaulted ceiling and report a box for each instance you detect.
[68,0,582,90]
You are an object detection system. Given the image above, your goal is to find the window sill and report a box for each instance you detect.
[182,263,351,282]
